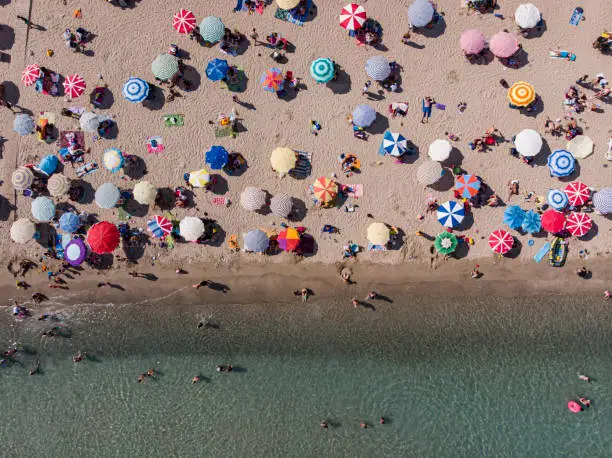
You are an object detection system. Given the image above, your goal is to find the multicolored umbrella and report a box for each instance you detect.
[244,229,270,253]
[10,219,35,244]
[352,104,376,128]
[103,148,124,173]
[21,64,41,86]
[312,177,338,203]
[31,196,56,222]
[87,221,120,254]
[206,58,229,82]
[521,210,541,234]
[240,187,267,211]
[437,201,465,228]
[488,229,514,254]
[261,68,284,93]
[503,205,525,229]
[147,215,173,238]
[198,16,225,43]
[508,81,535,107]
[541,209,566,233]
[593,188,612,214]
[408,0,434,27]
[515,3,540,29]
[63,74,86,98]
[270,147,296,174]
[548,149,575,177]
[428,139,452,162]
[95,182,120,209]
[365,55,391,81]
[547,189,569,210]
[564,182,590,207]
[381,131,407,157]
[205,145,229,170]
[278,227,301,252]
[65,239,87,266]
[367,222,390,246]
[13,114,35,136]
[460,29,486,54]
[47,173,71,197]
[133,181,157,205]
[339,3,367,31]
[434,232,458,255]
[151,53,179,81]
[566,212,592,237]
[566,135,594,159]
[514,129,542,157]
[59,212,81,233]
[173,9,196,34]
[12,166,34,190]
[179,216,204,242]
[455,174,481,198]
[489,31,519,58]
[310,58,335,83]
[270,193,293,217]
[122,77,149,103]
[188,169,210,188]
[417,161,443,185]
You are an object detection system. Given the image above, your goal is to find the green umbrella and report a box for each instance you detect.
[199,16,225,43]
[434,232,458,255]
[310,58,335,83]
[151,54,179,81]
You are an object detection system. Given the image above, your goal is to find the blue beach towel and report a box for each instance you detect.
[534,242,551,263]
[233,0,243,12]
[569,7,583,26]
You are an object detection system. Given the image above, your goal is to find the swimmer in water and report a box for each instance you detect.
[360,422,368,429]
[192,375,201,384]
[138,374,146,383]
[216,365,225,372]
[72,352,84,363]
[578,397,591,407]
[227,364,233,372]
[29,360,40,375]
[147,369,155,377]
[320,420,328,429]
[379,417,385,425]
[578,374,591,382]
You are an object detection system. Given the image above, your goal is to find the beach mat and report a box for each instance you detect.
[345,184,363,198]
[569,7,583,26]
[290,151,312,178]
[162,114,184,127]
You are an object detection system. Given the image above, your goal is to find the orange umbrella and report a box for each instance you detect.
[312,177,338,203]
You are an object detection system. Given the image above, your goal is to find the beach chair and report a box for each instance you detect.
[289,151,312,178]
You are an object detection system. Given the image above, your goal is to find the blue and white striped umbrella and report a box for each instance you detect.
[547,189,569,210]
[381,131,407,157]
[365,55,391,81]
[122,77,149,103]
[352,104,377,128]
[593,187,612,215]
[436,201,465,228]
[547,149,575,178]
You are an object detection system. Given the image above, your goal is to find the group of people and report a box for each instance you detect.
[62,27,91,53]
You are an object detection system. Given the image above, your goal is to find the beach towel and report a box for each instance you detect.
[58,130,85,149]
[345,184,363,198]
[549,51,576,61]
[65,106,86,117]
[162,114,184,127]
[435,103,446,110]
[233,0,244,12]
[569,7,583,26]
[290,151,312,178]
[274,0,311,26]
[367,242,387,252]
[211,194,231,206]
[146,136,165,153]
[75,161,98,178]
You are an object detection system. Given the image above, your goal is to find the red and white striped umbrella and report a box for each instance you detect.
[63,74,86,98]
[173,9,196,34]
[339,3,367,31]
[22,64,41,86]
[563,181,590,207]
[565,212,592,237]
[488,229,514,254]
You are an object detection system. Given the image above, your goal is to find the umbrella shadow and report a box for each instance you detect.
[71,180,95,205]
[430,169,454,192]
[558,161,581,182]
[0,194,14,221]
[521,95,544,118]
[388,227,405,250]
[124,156,147,180]
[288,197,308,222]
[505,238,523,259]
[443,147,464,168]
[1,80,25,110]
[122,238,146,261]
[453,239,470,259]
[124,200,148,218]
[457,211,475,231]
[0,24,15,50]
[99,121,119,140]
[210,174,229,195]
[203,221,226,248]
[90,86,114,110]
[532,138,552,167]
[181,65,201,92]
[326,66,351,95]
[142,85,165,111]
[416,16,446,39]
[367,114,389,135]
[154,187,175,211]
[297,233,317,257]
[523,20,547,39]
[580,221,598,241]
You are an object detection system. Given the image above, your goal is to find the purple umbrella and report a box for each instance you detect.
[65,239,87,266]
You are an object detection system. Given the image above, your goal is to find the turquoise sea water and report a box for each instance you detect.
[1,294,611,457]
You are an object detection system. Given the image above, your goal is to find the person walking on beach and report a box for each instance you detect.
[362,81,371,97]
[471,266,482,279]
[301,288,309,302]
[365,291,378,301]
[352,298,360,309]
[193,280,208,289]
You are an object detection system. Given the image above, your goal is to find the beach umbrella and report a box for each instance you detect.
[367,222,390,245]
[13,114,35,136]
[270,193,293,218]
[103,148,124,173]
[508,81,535,107]
[10,219,35,244]
[59,212,81,233]
[12,166,34,190]
[64,239,87,266]
[95,182,120,209]
[566,135,593,159]
[352,104,377,128]
[455,174,481,198]
[564,182,590,207]
[179,216,204,242]
[38,155,59,176]
[428,139,452,162]
[460,29,486,54]
[514,129,542,157]
[87,221,120,254]
[310,58,335,83]
[489,32,519,58]
[547,149,575,177]
[416,161,443,185]
[365,55,391,81]
[547,189,569,211]
[312,177,338,203]
[261,68,284,93]
[173,9,196,34]
[408,0,434,27]
[31,196,55,222]
[205,58,229,82]
[47,173,70,197]
[503,205,525,229]
[63,74,86,98]
[339,3,367,31]
[277,0,300,9]
[188,169,210,187]
[21,64,41,86]
[488,229,514,254]
[566,212,592,237]
[133,181,157,205]
[521,210,541,234]
[515,3,540,29]
[437,201,465,228]
[278,227,301,252]
[593,188,612,214]
[243,229,270,253]
[147,215,173,238]
[198,16,225,43]
[80,111,100,132]
[151,53,179,81]
[381,131,407,157]
[270,147,296,174]
[206,145,229,170]
[434,232,458,255]
[122,77,149,103]
[240,187,267,211]
[541,209,566,233]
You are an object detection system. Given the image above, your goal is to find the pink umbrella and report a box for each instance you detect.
[564,182,590,207]
[63,74,86,98]
[488,229,514,254]
[489,31,519,58]
[566,212,592,237]
[460,29,486,55]
[339,3,367,31]
[21,64,41,86]
[173,9,196,34]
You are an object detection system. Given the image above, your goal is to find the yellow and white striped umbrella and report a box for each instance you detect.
[508,81,535,107]
[189,169,210,188]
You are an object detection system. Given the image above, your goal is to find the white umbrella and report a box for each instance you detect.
[417,161,443,185]
[95,182,120,209]
[133,181,157,205]
[179,216,204,242]
[408,0,434,27]
[428,139,452,162]
[514,129,542,157]
[515,3,540,29]
[10,219,36,244]
[80,111,100,133]
[566,135,593,159]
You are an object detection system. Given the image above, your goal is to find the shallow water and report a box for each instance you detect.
[1,294,611,457]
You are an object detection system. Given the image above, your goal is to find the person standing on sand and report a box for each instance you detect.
[421,96,434,123]
[366,291,378,301]
[362,81,371,97]
[352,298,360,309]
[301,288,309,302]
